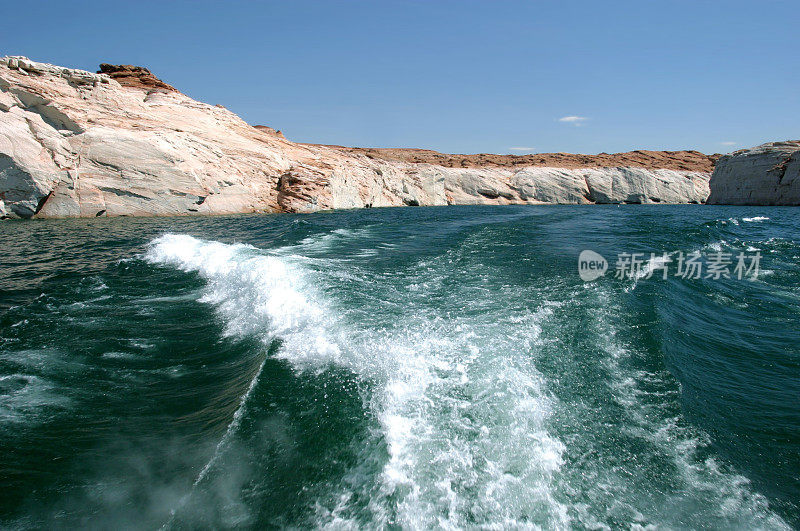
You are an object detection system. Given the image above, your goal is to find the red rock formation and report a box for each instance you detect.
[309,146,719,173]
[96,64,176,92]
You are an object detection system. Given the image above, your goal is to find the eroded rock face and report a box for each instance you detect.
[0,56,713,219]
[96,64,177,92]
[707,141,800,205]
[0,56,292,218]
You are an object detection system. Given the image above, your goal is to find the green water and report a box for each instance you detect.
[0,205,798,528]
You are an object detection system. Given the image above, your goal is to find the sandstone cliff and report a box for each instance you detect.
[707,141,800,205]
[0,56,714,219]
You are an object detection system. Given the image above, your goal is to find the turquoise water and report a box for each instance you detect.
[0,205,798,529]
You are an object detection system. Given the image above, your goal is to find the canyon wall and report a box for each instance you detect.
[707,141,800,205]
[0,56,714,219]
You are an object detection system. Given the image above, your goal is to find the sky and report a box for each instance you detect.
[2,0,797,155]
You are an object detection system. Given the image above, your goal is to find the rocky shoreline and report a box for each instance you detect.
[0,56,791,219]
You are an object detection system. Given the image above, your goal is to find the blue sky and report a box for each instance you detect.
[2,0,797,155]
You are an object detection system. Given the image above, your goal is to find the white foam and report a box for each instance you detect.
[742,216,769,222]
[362,311,569,529]
[705,240,726,252]
[635,253,673,280]
[145,233,569,528]
[145,234,342,369]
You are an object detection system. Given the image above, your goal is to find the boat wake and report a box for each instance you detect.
[143,230,789,528]
[145,233,568,528]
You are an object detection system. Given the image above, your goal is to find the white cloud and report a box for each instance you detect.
[509,147,536,152]
[558,115,588,126]
[718,141,737,146]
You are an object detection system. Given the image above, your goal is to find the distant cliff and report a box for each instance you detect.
[0,56,714,219]
[707,141,800,205]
